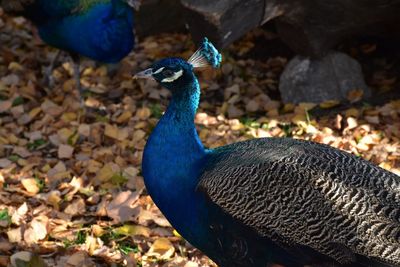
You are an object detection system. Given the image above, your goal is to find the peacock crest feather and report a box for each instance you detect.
[188,37,222,69]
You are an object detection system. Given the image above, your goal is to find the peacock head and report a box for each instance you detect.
[134,38,221,92]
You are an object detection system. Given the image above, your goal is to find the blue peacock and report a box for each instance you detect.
[135,38,400,267]
[1,0,138,103]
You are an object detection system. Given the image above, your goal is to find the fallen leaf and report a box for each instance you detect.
[227,105,244,118]
[0,239,13,252]
[113,224,151,237]
[78,124,91,137]
[10,251,46,267]
[345,117,358,131]
[64,198,86,216]
[0,100,12,113]
[319,100,340,109]
[58,144,74,159]
[65,251,96,267]
[7,228,22,243]
[21,178,40,194]
[11,202,28,225]
[95,163,120,184]
[0,158,12,168]
[365,116,380,124]
[147,238,175,260]
[24,216,48,245]
[136,107,151,119]
[345,108,359,118]
[245,100,259,112]
[106,191,140,223]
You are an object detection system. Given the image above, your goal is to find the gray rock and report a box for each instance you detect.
[279,52,371,104]
[135,0,185,37]
[180,0,400,55]
[180,0,266,48]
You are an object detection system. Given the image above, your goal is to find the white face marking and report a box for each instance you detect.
[161,69,184,83]
[153,67,165,74]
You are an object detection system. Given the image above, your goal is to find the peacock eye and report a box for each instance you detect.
[162,69,175,77]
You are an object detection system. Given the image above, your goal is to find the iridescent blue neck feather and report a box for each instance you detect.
[142,70,214,246]
[141,42,222,255]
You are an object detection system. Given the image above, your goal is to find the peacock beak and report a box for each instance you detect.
[133,68,153,80]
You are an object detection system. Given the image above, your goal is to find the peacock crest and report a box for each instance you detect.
[188,37,222,69]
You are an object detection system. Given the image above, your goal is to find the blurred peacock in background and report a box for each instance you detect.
[0,0,139,105]
[134,38,400,267]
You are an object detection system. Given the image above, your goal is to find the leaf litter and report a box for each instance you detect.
[0,8,400,267]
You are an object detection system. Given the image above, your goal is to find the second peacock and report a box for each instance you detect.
[135,39,400,267]
[1,0,137,104]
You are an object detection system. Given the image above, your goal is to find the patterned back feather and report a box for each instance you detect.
[199,137,400,266]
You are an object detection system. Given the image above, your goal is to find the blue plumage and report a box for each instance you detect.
[6,0,135,63]
[1,0,136,104]
[36,0,134,63]
[136,39,400,267]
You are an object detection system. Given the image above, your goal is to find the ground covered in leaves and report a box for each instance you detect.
[1,8,400,267]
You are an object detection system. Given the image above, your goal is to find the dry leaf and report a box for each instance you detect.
[136,107,151,119]
[10,251,46,267]
[64,198,86,216]
[365,116,380,124]
[106,191,140,223]
[0,240,13,252]
[147,238,175,260]
[346,89,364,103]
[227,105,244,118]
[113,224,151,237]
[0,100,12,113]
[11,202,28,225]
[345,117,358,131]
[137,209,171,227]
[7,228,22,243]
[66,251,96,267]
[245,100,260,112]
[23,216,48,244]
[104,124,129,141]
[345,108,359,118]
[58,144,74,159]
[85,235,100,256]
[21,178,40,194]
[319,100,340,109]
[78,124,91,137]
[0,158,12,168]
[95,163,120,183]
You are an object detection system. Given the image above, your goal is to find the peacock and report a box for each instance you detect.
[1,0,138,105]
[134,38,400,267]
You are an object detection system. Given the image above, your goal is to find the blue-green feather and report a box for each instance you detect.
[22,0,134,63]
[198,37,222,68]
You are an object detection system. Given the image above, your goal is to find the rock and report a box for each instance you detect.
[274,0,400,57]
[135,0,185,37]
[182,0,400,55]
[279,52,371,104]
[181,0,267,48]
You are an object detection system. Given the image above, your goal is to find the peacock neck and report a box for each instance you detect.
[142,77,206,214]
[164,79,200,127]
[142,76,209,239]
